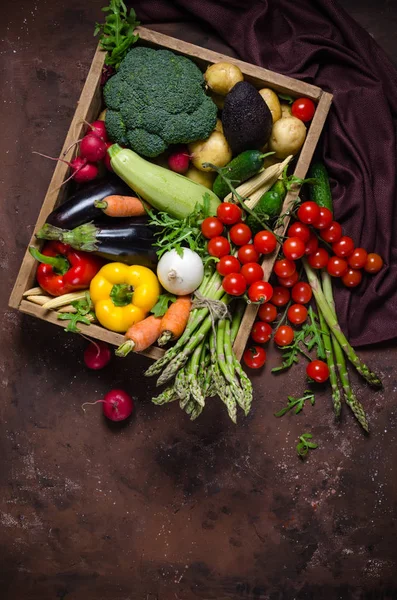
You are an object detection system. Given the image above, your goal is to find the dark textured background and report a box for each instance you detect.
[1,1,397,599]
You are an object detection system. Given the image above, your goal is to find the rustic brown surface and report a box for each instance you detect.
[1,1,397,599]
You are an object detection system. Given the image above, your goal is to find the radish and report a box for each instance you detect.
[89,120,108,142]
[82,389,134,422]
[104,142,113,172]
[168,146,190,174]
[80,134,107,162]
[32,152,98,184]
[83,339,111,370]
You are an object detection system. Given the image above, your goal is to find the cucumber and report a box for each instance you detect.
[213,150,266,199]
[247,179,287,233]
[308,162,333,214]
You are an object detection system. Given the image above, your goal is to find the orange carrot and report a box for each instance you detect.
[116,315,162,357]
[94,195,147,217]
[158,295,192,347]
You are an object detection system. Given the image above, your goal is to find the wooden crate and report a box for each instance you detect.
[9,26,332,362]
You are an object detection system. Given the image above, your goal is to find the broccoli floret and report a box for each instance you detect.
[104,47,218,157]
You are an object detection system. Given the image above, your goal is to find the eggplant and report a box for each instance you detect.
[46,176,132,229]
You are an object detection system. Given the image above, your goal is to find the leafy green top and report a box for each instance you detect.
[94,0,140,69]
[57,293,95,333]
[274,391,315,417]
[296,433,318,459]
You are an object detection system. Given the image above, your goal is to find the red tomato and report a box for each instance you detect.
[201,217,224,239]
[291,97,316,122]
[222,273,247,296]
[243,346,267,369]
[291,282,312,304]
[283,236,306,260]
[241,262,264,285]
[251,321,272,344]
[270,286,290,307]
[274,258,296,278]
[332,236,355,258]
[364,253,383,274]
[348,248,368,269]
[304,233,319,256]
[313,207,333,230]
[207,236,230,258]
[327,256,348,277]
[217,202,242,225]
[258,302,277,323]
[274,325,294,347]
[230,223,252,246]
[297,201,320,224]
[306,360,330,383]
[287,303,308,325]
[238,244,260,264]
[216,255,240,276]
[320,221,342,243]
[287,221,311,243]
[307,248,329,269]
[278,270,299,288]
[248,281,273,303]
[342,268,362,288]
[253,230,277,254]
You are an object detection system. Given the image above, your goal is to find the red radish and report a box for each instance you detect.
[80,134,107,162]
[82,389,134,422]
[88,120,108,142]
[32,152,98,184]
[168,146,190,174]
[83,340,111,370]
[104,142,113,172]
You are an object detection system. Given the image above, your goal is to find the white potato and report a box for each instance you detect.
[204,62,244,96]
[259,88,282,123]
[188,131,232,172]
[280,102,292,118]
[185,165,216,189]
[268,117,307,159]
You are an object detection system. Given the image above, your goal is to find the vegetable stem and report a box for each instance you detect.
[29,246,70,275]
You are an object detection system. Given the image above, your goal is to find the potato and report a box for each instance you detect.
[214,118,224,133]
[280,102,292,118]
[204,62,244,96]
[210,92,225,110]
[268,117,307,159]
[97,109,107,121]
[188,130,232,172]
[258,88,281,123]
[185,165,216,189]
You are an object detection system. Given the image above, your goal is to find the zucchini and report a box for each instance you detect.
[213,150,267,199]
[308,162,333,214]
[108,145,221,219]
[246,179,287,233]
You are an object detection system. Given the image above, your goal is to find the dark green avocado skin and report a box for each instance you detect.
[222,81,273,155]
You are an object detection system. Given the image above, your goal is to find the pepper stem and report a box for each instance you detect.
[29,246,70,274]
[110,284,134,307]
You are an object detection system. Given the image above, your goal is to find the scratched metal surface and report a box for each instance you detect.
[1,1,397,599]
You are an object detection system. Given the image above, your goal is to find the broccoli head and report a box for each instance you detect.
[103,47,218,157]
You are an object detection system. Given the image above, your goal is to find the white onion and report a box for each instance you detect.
[157,248,204,295]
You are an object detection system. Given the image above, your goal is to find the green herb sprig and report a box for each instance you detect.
[296,433,318,459]
[274,391,315,417]
[94,0,140,69]
[151,293,177,318]
[57,292,95,333]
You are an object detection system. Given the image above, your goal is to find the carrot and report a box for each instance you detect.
[115,315,162,357]
[94,195,147,217]
[158,295,192,347]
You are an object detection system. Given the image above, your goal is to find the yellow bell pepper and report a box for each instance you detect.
[90,263,160,333]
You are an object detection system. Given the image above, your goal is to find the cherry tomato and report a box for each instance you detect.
[274,258,296,278]
[274,325,294,347]
[248,281,273,303]
[332,236,355,258]
[253,230,277,254]
[291,97,316,122]
[230,223,252,246]
[291,282,312,304]
[348,248,368,270]
[327,256,348,278]
[258,302,277,323]
[251,321,272,344]
[278,270,299,288]
[270,286,290,307]
[238,244,260,265]
[222,273,247,296]
[287,221,311,243]
[201,216,224,239]
[283,236,306,260]
[287,303,308,325]
[217,202,242,225]
[313,207,333,230]
[297,201,320,224]
[243,346,267,369]
[304,233,319,256]
[364,253,383,274]
[306,360,330,383]
[241,262,264,285]
[207,236,230,258]
[307,248,329,269]
[320,221,342,243]
[342,268,362,288]
[216,255,240,276]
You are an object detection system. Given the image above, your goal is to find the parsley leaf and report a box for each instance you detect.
[296,433,318,459]
[57,292,95,333]
[151,293,177,318]
[278,93,295,105]
[94,0,140,69]
[274,390,315,417]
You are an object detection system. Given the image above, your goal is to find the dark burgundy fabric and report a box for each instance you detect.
[135,0,397,346]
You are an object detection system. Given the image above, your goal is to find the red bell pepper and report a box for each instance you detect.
[29,241,103,297]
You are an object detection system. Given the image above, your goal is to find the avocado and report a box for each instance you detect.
[222,81,273,155]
